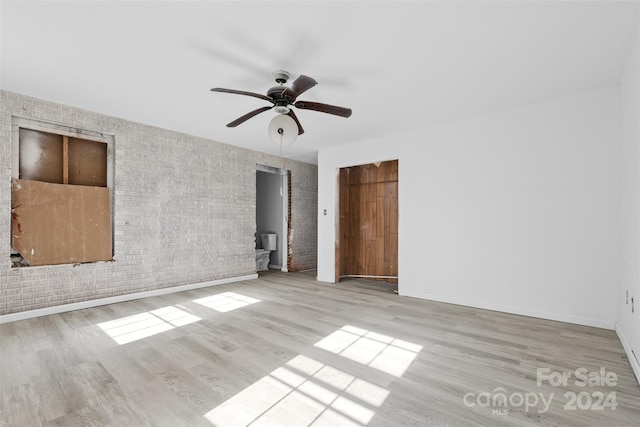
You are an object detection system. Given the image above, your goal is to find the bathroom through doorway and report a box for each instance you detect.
[256,164,290,272]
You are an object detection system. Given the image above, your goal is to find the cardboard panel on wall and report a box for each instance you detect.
[11,179,112,266]
[68,137,107,186]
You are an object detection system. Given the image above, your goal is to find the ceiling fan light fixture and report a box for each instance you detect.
[268,114,298,145]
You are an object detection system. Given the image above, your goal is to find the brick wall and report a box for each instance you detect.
[288,162,318,271]
[0,90,317,315]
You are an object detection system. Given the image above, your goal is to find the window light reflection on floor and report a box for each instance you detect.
[314,325,423,377]
[97,305,201,345]
[204,354,388,427]
[193,292,261,313]
[204,325,421,427]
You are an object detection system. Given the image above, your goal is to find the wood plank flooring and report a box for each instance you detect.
[1,271,639,426]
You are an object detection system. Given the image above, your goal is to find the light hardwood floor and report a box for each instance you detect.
[1,271,639,426]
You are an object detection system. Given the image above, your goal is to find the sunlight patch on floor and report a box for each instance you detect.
[193,292,261,313]
[204,325,421,427]
[314,325,423,377]
[204,356,384,426]
[97,305,201,345]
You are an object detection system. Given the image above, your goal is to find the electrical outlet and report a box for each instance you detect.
[626,290,629,304]
[632,296,635,314]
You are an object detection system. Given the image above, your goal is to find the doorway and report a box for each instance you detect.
[256,165,290,271]
[337,160,398,283]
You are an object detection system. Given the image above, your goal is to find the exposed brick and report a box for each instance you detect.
[0,90,317,315]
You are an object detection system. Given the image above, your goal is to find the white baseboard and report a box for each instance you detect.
[615,322,640,383]
[399,291,616,330]
[0,274,258,324]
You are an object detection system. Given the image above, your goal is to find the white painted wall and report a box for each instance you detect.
[318,86,621,329]
[617,30,640,377]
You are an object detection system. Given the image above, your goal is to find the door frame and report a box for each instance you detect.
[256,164,290,272]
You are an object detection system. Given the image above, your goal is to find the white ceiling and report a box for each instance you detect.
[1,1,638,164]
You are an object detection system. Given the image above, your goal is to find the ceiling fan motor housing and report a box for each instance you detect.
[267,85,294,113]
[267,85,288,100]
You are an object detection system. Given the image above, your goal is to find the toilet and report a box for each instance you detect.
[256,233,277,271]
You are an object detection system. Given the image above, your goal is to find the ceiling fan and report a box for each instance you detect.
[210,70,352,135]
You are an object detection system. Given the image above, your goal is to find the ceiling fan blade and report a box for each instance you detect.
[287,109,304,135]
[294,101,352,118]
[227,106,273,127]
[283,75,317,100]
[211,87,273,102]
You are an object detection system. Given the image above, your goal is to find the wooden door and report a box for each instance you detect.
[339,160,398,283]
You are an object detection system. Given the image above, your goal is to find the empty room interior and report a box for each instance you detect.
[1,1,640,426]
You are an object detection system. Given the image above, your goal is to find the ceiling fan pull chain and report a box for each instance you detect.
[280,131,285,197]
